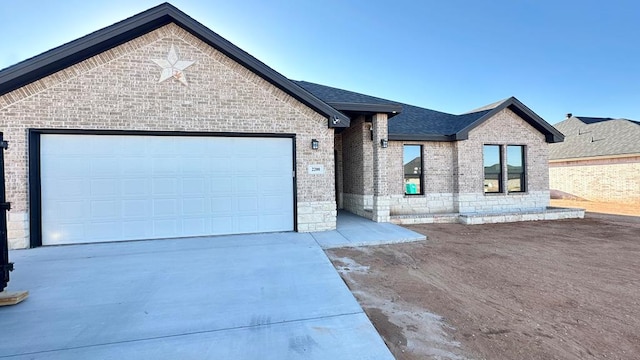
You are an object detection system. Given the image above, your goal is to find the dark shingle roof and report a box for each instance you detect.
[294,80,489,140]
[294,81,399,106]
[550,116,640,159]
[295,81,563,143]
[388,103,491,139]
[293,81,403,115]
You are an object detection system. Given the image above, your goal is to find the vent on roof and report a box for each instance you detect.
[566,113,573,119]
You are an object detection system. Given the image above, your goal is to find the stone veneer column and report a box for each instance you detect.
[372,113,390,222]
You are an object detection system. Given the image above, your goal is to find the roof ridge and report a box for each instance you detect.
[462,97,511,114]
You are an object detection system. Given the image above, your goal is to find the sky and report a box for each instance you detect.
[1,0,639,124]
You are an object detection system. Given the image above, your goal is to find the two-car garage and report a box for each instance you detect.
[33,132,295,246]
[1,3,348,250]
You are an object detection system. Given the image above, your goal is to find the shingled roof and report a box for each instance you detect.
[550,116,640,160]
[295,81,563,143]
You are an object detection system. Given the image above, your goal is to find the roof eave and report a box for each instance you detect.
[0,3,349,128]
[550,152,640,162]
[327,102,403,118]
[388,133,455,142]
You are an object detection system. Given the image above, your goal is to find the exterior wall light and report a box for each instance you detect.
[380,139,388,148]
[311,139,319,150]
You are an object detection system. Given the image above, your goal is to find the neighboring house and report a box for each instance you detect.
[0,3,578,250]
[549,114,640,204]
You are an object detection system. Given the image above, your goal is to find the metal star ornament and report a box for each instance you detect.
[151,45,195,86]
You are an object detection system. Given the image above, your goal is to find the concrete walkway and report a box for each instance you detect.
[0,212,424,359]
[312,210,426,249]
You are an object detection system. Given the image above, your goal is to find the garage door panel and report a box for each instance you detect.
[210,157,233,173]
[90,200,121,219]
[121,158,149,174]
[181,158,209,174]
[122,220,149,238]
[234,158,258,172]
[211,197,232,213]
[90,179,120,197]
[236,177,258,193]
[211,178,233,194]
[260,214,290,231]
[183,178,206,194]
[182,198,206,215]
[54,201,87,221]
[153,219,178,236]
[183,217,207,235]
[42,157,88,178]
[40,134,294,245]
[147,137,176,155]
[122,178,149,196]
[262,195,290,211]
[236,216,258,233]
[88,222,122,240]
[176,137,207,155]
[152,157,180,175]
[237,197,258,212]
[262,177,286,193]
[153,199,178,216]
[152,178,178,196]
[51,179,87,198]
[90,158,120,176]
[211,216,234,234]
[123,199,149,217]
[47,223,85,244]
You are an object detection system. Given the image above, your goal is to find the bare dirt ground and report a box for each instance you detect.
[327,213,640,359]
[550,199,640,217]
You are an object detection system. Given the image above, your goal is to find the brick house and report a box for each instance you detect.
[549,114,640,204]
[0,4,576,249]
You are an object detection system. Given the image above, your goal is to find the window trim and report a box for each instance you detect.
[403,144,424,196]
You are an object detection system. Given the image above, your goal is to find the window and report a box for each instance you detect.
[403,145,422,195]
[507,145,526,192]
[483,145,502,193]
[483,144,527,194]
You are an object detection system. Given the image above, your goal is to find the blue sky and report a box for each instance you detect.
[1,0,639,124]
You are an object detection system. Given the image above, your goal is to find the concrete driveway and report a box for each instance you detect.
[0,232,393,359]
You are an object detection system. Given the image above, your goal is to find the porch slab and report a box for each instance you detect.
[391,207,585,226]
[459,207,585,224]
[311,211,426,249]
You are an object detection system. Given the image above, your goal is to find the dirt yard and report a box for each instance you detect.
[550,199,640,217]
[328,213,640,359]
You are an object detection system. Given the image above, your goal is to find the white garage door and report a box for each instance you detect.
[40,134,294,245]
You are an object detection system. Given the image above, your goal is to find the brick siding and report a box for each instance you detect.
[550,156,640,204]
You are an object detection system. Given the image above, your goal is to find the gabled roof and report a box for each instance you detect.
[550,116,640,160]
[454,97,564,143]
[0,2,348,127]
[296,81,564,143]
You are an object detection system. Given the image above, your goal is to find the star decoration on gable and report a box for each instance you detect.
[151,45,195,86]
